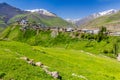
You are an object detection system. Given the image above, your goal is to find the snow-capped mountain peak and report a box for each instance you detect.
[92,9,118,18]
[99,9,118,16]
[26,9,56,17]
[65,9,119,26]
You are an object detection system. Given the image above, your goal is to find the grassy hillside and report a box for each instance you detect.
[0,41,54,80]
[8,13,72,27]
[1,21,120,80]
[80,11,120,31]
[1,25,120,58]
[1,41,120,80]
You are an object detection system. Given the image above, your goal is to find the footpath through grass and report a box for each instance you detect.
[1,41,120,80]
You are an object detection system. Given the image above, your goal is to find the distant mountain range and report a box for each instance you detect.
[0,2,71,28]
[0,2,120,31]
[66,9,119,26]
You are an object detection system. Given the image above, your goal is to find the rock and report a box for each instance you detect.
[117,53,120,61]
[42,65,49,69]
[20,57,29,61]
[43,68,51,75]
[27,59,35,65]
[51,71,59,79]
[35,62,43,67]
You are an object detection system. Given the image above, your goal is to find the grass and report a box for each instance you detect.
[0,41,53,80]
[0,41,120,80]
[1,25,120,79]
[1,25,120,58]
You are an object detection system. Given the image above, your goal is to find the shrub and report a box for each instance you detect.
[103,49,109,54]
[0,72,6,78]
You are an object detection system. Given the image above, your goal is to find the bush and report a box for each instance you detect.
[103,49,113,54]
[0,72,6,78]
[103,50,109,54]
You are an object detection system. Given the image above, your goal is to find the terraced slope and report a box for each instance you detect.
[0,41,120,80]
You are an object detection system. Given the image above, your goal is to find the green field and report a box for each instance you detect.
[1,25,119,58]
[0,41,120,80]
[1,25,120,80]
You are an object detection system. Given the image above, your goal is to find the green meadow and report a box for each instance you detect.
[0,25,120,80]
[0,41,120,80]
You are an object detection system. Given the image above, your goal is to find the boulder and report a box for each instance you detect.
[20,57,29,61]
[35,62,43,67]
[51,71,59,79]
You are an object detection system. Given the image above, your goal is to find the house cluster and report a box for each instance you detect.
[17,19,101,35]
[17,19,49,31]
[50,27,100,34]
[17,19,103,35]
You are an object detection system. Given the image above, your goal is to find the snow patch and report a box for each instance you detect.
[26,9,56,17]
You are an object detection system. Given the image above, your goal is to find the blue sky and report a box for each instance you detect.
[0,0,120,19]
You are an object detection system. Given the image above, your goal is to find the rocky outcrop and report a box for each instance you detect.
[20,56,62,79]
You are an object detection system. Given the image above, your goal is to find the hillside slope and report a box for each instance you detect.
[8,13,71,27]
[80,11,120,31]
[1,24,120,58]
[0,2,72,28]
[0,41,120,80]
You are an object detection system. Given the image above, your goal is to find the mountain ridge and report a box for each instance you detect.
[66,9,119,26]
[26,9,57,17]
[0,2,26,22]
[0,2,71,28]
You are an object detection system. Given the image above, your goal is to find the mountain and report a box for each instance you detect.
[66,9,119,26]
[8,12,71,27]
[93,9,118,17]
[79,11,120,31]
[0,3,72,28]
[0,2,26,22]
[26,9,56,17]
[0,2,26,29]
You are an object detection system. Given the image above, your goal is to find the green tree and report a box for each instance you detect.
[113,42,119,55]
[97,26,107,42]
